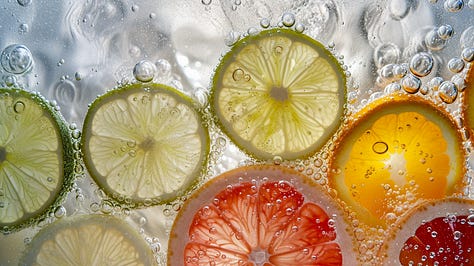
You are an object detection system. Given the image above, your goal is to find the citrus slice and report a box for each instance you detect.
[378,198,474,265]
[0,88,74,232]
[328,93,466,227]
[21,214,154,265]
[167,164,357,265]
[462,63,474,138]
[211,29,346,160]
[82,83,209,205]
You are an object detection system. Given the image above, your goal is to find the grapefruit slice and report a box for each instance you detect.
[167,164,357,265]
[328,93,466,227]
[21,214,154,265]
[211,28,346,160]
[378,198,474,265]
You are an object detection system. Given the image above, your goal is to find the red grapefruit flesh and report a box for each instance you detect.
[167,164,356,265]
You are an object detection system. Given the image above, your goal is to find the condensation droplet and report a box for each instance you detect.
[409,52,434,77]
[438,81,458,103]
[447,57,465,73]
[133,60,156,82]
[1,44,33,74]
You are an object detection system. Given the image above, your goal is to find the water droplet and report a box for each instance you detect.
[425,28,447,51]
[447,57,465,73]
[372,141,388,154]
[1,44,33,74]
[444,0,464,12]
[374,43,401,69]
[438,81,458,103]
[437,24,454,40]
[281,12,295,27]
[401,74,421,94]
[133,60,156,82]
[260,18,270,28]
[409,52,434,77]
[17,0,31,6]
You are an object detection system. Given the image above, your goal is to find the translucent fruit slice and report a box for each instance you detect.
[168,164,357,265]
[211,29,346,160]
[0,88,74,232]
[378,198,474,265]
[82,83,209,205]
[328,93,466,227]
[462,63,474,138]
[21,214,154,265]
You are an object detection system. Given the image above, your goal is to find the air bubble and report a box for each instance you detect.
[388,0,412,20]
[17,0,31,6]
[427,77,444,91]
[13,101,25,114]
[232,68,245,81]
[133,60,156,83]
[372,141,388,154]
[460,26,474,49]
[447,57,465,73]
[409,52,434,77]
[438,81,458,103]
[425,28,447,51]
[155,59,172,78]
[54,80,76,105]
[53,206,66,218]
[437,25,454,40]
[201,0,212,5]
[461,48,474,62]
[18,23,29,34]
[281,12,295,27]
[444,0,464,12]
[224,31,240,46]
[295,23,305,33]
[1,44,33,74]
[260,18,270,28]
[401,74,421,94]
[467,214,474,225]
[374,43,401,68]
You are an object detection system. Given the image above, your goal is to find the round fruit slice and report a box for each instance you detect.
[0,88,74,232]
[82,83,209,205]
[211,29,346,160]
[378,198,474,265]
[21,214,154,265]
[462,63,474,138]
[168,164,357,265]
[328,93,466,227]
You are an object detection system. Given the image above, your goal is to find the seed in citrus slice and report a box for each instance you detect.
[82,83,209,205]
[211,29,346,160]
[462,63,474,138]
[167,164,357,265]
[0,88,74,232]
[328,93,466,227]
[20,214,154,265]
[378,198,474,265]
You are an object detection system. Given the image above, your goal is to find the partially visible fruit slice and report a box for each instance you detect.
[378,198,474,265]
[0,88,74,232]
[21,214,154,265]
[167,164,357,265]
[328,93,466,227]
[82,83,210,205]
[462,63,474,138]
[211,28,346,160]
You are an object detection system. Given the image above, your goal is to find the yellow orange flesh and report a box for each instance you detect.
[329,94,465,227]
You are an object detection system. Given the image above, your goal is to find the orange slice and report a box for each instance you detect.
[378,198,474,265]
[328,93,466,227]
[462,63,474,138]
[167,164,357,265]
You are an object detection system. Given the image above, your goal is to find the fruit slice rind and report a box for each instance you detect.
[328,93,466,227]
[461,63,474,140]
[377,197,474,265]
[211,28,346,160]
[82,83,210,206]
[0,88,75,233]
[20,214,154,265]
[167,164,357,265]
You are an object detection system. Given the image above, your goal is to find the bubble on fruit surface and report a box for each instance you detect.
[281,12,296,27]
[374,43,401,68]
[409,52,434,77]
[461,48,474,62]
[425,28,447,51]
[133,60,156,83]
[444,0,464,12]
[438,81,458,103]
[401,74,421,94]
[447,57,465,73]
[1,44,34,74]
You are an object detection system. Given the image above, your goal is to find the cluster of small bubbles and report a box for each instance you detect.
[193,87,208,107]
[425,28,448,51]
[281,12,296,27]
[133,60,156,83]
[1,44,34,74]
[447,57,465,73]
[438,81,458,103]
[224,31,240,46]
[444,0,464,12]
[401,74,421,94]
[57,58,65,67]
[374,43,401,69]
[409,52,434,77]
[17,0,32,7]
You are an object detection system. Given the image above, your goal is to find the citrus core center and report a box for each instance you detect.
[249,249,269,265]
[139,137,155,151]
[269,86,289,102]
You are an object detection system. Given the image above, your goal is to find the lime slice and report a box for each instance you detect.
[0,88,74,232]
[21,214,154,265]
[211,29,346,160]
[82,83,210,205]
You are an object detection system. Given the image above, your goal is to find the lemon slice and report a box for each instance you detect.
[0,88,74,232]
[328,93,466,227]
[211,29,346,160]
[82,83,210,205]
[21,214,154,265]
